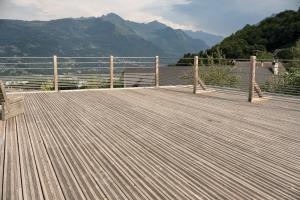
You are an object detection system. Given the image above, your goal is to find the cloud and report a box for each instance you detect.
[168,0,299,35]
[0,0,46,19]
[0,0,299,35]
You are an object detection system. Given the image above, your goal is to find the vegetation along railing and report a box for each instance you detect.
[0,56,299,99]
[177,56,300,98]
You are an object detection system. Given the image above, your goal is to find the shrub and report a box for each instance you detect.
[200,66,240,87]
[181,65,240,88]
[262,68,300,95]
[41,80,54,91]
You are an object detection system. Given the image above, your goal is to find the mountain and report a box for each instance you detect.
[201,8,300,59]
[0,18,164,57]
[101,13,209,56]
[184,30,223,47]
[0,13,208,57]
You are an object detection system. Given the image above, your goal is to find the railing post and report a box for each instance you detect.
[155,56,159,88]
[248,56,256,102]
[193,56,199,94]
[53,55,58,92]
[110,55,114,89]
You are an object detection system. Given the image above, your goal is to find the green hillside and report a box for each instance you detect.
[201,8,300,59]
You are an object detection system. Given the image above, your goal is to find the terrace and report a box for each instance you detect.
[0,56,300,200]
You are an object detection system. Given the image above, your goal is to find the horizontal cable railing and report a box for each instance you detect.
[0,56,299,98]
[171,57,300,97]
[257,59,300,96]
[0,56,157,91]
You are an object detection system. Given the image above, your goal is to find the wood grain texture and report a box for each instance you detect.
[1,86,300,200]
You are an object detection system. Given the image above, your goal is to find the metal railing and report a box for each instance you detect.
[0,57,54,91]
[0,56,299,100]
[0,56,157,92]
[174,56,300,98]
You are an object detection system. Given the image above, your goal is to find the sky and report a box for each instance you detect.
[0,0,299,36]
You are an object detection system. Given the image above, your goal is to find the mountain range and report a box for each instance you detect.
[0,13,222,57]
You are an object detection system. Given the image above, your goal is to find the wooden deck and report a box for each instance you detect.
[1,87,300,200]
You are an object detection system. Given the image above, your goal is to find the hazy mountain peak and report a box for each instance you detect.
[102,13,123,19]
[147,20,167,30]
[106,12,119,16]
[184,30,224,47]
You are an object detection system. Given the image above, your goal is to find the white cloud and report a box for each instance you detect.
[169,0,299,35]
[1,0,186,19]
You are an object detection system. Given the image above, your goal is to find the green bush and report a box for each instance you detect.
[41,80,54,91]
[262,68,300,95]
[200,66,240,88]
[181,65,240,88]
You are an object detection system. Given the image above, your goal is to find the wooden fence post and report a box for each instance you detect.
[193,56,199,94]
[248,56,256,102]
[53,55,58,92]
[110,55,114,89]
[155,56,159,88]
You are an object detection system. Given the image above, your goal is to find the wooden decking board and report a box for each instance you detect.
[28,95,96,199]
[16,114,44,200]
[0,121,5,200]
[63,108,203,198]
[74,90,298,199]
[116,89,300,167]
[105,89,300,198]
[71,90,300,198]
[82,95,247,199]
[33,93,151,200]
[57,92,266,198]
[81,93,274,199]
[122,91,300,173]
[32,93,126,200]
[26,96,87,200]
[3,118,22,200]
[150,91,300,169]
[39,92,112,200]
[23,100,65,200]
[42,93,185,199]
[47,92,197,200]
[1,87,300,199]
[133,88,300,135]
[57,93,223,199]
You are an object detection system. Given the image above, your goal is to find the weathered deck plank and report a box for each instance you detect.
[26,96,86,200]
[66,90,296,199]
[23,99,65,200]
[33,93,123,200]
[3,118,22,199]
[0,121,5,200]
[16,114,44,200]
[57,93,199,200]
[1,87,300,200]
